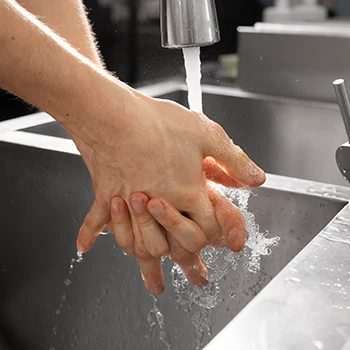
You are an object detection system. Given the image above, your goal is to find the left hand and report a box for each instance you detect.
[106,185,248,295]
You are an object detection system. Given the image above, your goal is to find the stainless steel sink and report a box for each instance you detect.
[19,82,349,186]
[0,83,350,349]
[0,140,348,350]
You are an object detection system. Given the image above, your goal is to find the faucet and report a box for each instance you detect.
[333,79,350,184]
[160,0,220,48]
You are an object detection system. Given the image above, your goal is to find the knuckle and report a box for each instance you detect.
[138,215,155,228]
[149,243,169,258]
[115,235,133,251]
[166,213,182,231]
[213,122,227,138]
[134,247,151,260]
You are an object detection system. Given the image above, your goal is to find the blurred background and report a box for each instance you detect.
[2,0,348,121]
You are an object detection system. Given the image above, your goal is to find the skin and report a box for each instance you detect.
[1,0,266,295]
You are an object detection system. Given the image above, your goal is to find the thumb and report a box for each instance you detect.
[202,122,265,187]
[203,157,244,188]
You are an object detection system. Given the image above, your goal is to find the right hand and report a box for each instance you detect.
[71,83,265,291]
[107,186,249,295]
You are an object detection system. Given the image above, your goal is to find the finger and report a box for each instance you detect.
[76,200,110,253]
[130,209,165,295]
[147,198,207,253]
[184,184,223,247]
[130,193,169,258]
[109,196,134,255]
[208,189,247,252]
[138,256,165,295]
[203,157,244,188]
[201,119,265,187]
[167,232,208,286]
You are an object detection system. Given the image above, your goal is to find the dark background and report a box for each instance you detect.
[0,0,264,121]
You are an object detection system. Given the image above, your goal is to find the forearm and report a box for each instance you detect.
[16,0,104,68]
[0,0,132,144]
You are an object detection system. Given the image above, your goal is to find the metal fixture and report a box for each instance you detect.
[160,0,220,48]
[333,78,350,183]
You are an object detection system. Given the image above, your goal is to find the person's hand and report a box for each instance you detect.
[73,86,265,267]
[106,187,248,295]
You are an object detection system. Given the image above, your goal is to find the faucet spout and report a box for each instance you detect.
[160,0,220,48]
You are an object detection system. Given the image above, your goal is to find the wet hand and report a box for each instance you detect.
[74,90,265,279]
[106,188,248,295]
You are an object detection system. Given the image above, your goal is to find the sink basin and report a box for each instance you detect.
[0,140,347,350]
[19,83,349,186]
[1,82,350,349]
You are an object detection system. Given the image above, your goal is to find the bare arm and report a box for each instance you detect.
[0,0,130,143]
[17,0,104,68]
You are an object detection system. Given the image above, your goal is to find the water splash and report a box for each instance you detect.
[49,251,83,350]
[147,295,171,350]
[169,186,280,349]
[163,45,280,350]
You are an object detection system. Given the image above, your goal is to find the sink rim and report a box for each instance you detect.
[1,84,350,350]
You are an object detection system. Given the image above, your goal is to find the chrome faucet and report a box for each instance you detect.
[333,79,350,184]
[160,0,220,48]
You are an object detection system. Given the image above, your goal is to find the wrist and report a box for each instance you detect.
[59,67,140,148]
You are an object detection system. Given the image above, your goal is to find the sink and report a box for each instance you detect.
[20,83,349,186]
[1,82,350,349]
[0,140,347,350]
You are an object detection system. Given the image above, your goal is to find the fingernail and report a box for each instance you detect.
[228,228,248,252]
[111,199,120,211]
[149,284,164,296]
[130,198,144,213]
[251,165,266,184]
[76,242,86,253]
[148,202,164,217]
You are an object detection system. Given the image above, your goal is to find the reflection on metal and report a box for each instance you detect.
[334,79,350,143]
[160,0,220,48]
[237,23,350,102]
[336,142,350,184]
[333,79,350,183]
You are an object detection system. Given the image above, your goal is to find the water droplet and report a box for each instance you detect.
[312,340,323,349]
[76,251,83,262]
[193,265,199,270]
[64,279,71,286]
[285,277,301,283]
[175,295,181,303]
